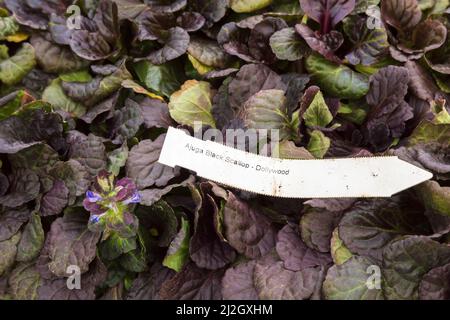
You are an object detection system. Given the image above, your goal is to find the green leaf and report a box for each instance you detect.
[230,0,273,13]
[269,27,309,61]
[330,228,353,265]
[16,213,44,262]
[0,44,9,61]
[337,102,368,125]
[163,217,190,272]
[302,90,333,127]
[0,232,20,276]
[119,248,148,272]
[187,36,231,69]
[187,54,214,75]
[42,79,86,118]
[431,100,450,124]
[416,181,450,217]
[121,79,164,101]
[59,70,93,83]
[307,130,330,158]
[8,262,41,300]
[46,215,101,277]
[0,16,19,40]
[323,256,385,300]
[30,35,89,74]
[408,121,450,147]
[168,79,216,128]
[305,53,369,99]
[0,43,36,86]
[338,198,431,262]
[107,142,129,176]
[343,16,389,66]
[242,89,295,140]
[133,60,182,98]
[383,236,450,299]
[0,91,42,121]
[99,232,137,261]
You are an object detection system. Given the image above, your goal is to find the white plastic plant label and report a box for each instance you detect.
[158,127,432,198]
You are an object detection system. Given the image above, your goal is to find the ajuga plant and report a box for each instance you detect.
[0,0,450,301]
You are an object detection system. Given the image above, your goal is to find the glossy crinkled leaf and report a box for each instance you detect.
[133,61,182,98]
[69,30,112,61]
[276,224,332,271]
[223,193,277,259]
[0,43,35,85]
[67,132,107,177]
[46,215,101,277]
[0,16,19,40]
[228,63,286,111]
[300,207,343,253]
[8,262,41,300]
[323,256,384,300]
[382,236,450,299]
[0,169,40,208]
[168,79,215,128]
[305,54,369,99]
[160,262,224,300]
[47,161,91,205]
[188,36,231,69]
[42,79,86,118]
[381,0,422,31]
[99,232,137,261]
[0,109,63,154]
[419,263,450,300]
[254,259,320,300]
[30,36,89,74]
[222,260,258,300]
[339,197,431,262]
[139,98,174,129]
[119,248,148,272]
[146,27,189,65]
[190,192,236,270]
[16,213,44,262]
[241,89,292,139]
[0,232,20,276]
[107,143,129,177]
[126,134,179,189]
[0,206,29,242]
[110,100,145,144]
[127,262,175,300]
[269,27,309,61]
[39,180,69,216]
[38,258,107,300]
[343,15,389,66]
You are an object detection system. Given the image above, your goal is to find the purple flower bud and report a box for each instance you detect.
[90,215,101,224]
[122,190,141,205]
[115,178,137,202]
[83,198,107,215]
[86,190,102,202]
